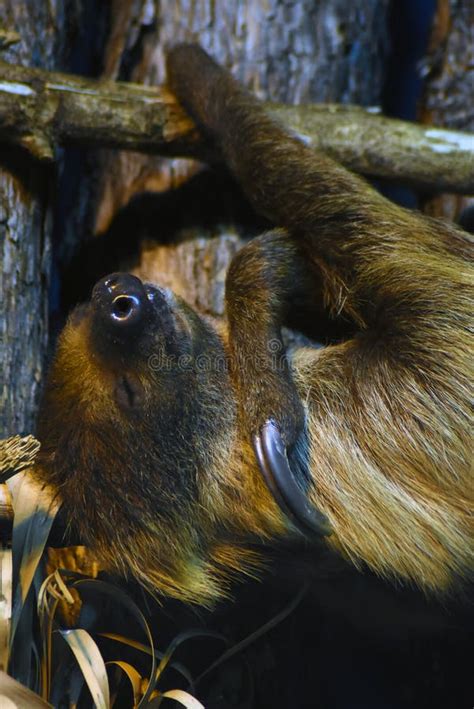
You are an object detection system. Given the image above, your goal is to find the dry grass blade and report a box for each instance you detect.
[154,629,227,687]
[156,689,205,708]
[37,571,76,699]
[100,633,195,689]
[58,628,110,709]
[196,583,308,684]
[7,472,58,645]
[106,660,142,706]
[0,549,12,673]
[0,669,51,707]
[72,579,157,706]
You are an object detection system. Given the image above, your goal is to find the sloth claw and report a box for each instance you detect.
[253,420,332,537]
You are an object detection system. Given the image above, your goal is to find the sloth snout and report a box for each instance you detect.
[92,272,150,332]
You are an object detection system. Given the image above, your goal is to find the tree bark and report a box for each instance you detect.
[419,0,474,223]
[0,2,63,437]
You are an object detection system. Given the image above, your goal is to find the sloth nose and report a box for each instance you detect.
[92,273,151,330]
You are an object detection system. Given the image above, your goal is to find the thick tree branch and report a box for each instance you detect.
[0,61,473,193]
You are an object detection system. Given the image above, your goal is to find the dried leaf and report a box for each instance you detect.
[158,689,205,708]
[72,579,157,706]
[58,628,110,709]
[154,629,226,687]
[0,670,51,707]
[0,549,12,672]
[107,660,142,706]
[100,633,194,689]
[7,472,58,646]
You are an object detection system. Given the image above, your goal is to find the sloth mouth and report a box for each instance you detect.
[114,372,145,411]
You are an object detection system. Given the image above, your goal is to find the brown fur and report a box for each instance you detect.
[34,45,473,606]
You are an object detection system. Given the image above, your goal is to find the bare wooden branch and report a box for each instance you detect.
[271,104,474,194]
[0,60,473,193]
[0,61,198,161]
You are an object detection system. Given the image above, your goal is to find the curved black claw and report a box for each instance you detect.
[253,420,333,538]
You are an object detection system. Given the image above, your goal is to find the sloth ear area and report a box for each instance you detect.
[253,419,333,538]
[114,373,145,412]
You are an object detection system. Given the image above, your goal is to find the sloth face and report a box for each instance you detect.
[73,273,200,410]
[34,273,236,602]
[39,273,223,432]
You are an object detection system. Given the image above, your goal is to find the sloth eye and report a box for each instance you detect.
[115,374,144,412]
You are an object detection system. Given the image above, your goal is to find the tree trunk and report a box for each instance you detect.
[419,0,474,223]
[0,2,110,437]
[0,3,62,437]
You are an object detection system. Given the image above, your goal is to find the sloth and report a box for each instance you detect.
[34,44,473,607]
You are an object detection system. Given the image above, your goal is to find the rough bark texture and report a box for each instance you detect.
[0,2,64,437]
[82,0,391,319]
[419,0,474,222]
[0,62,472,192]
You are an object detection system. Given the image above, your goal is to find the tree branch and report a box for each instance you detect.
[0,61,473,193]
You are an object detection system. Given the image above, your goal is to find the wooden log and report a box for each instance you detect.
[0,61,472,194]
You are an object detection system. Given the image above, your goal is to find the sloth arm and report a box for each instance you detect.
[167,46,473,589]
[167,44,472,444]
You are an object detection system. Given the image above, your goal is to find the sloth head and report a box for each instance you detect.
[35,273,241,603]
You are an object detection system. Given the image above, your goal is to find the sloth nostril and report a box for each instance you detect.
[111,294,140,321]
[92,273,152,332]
